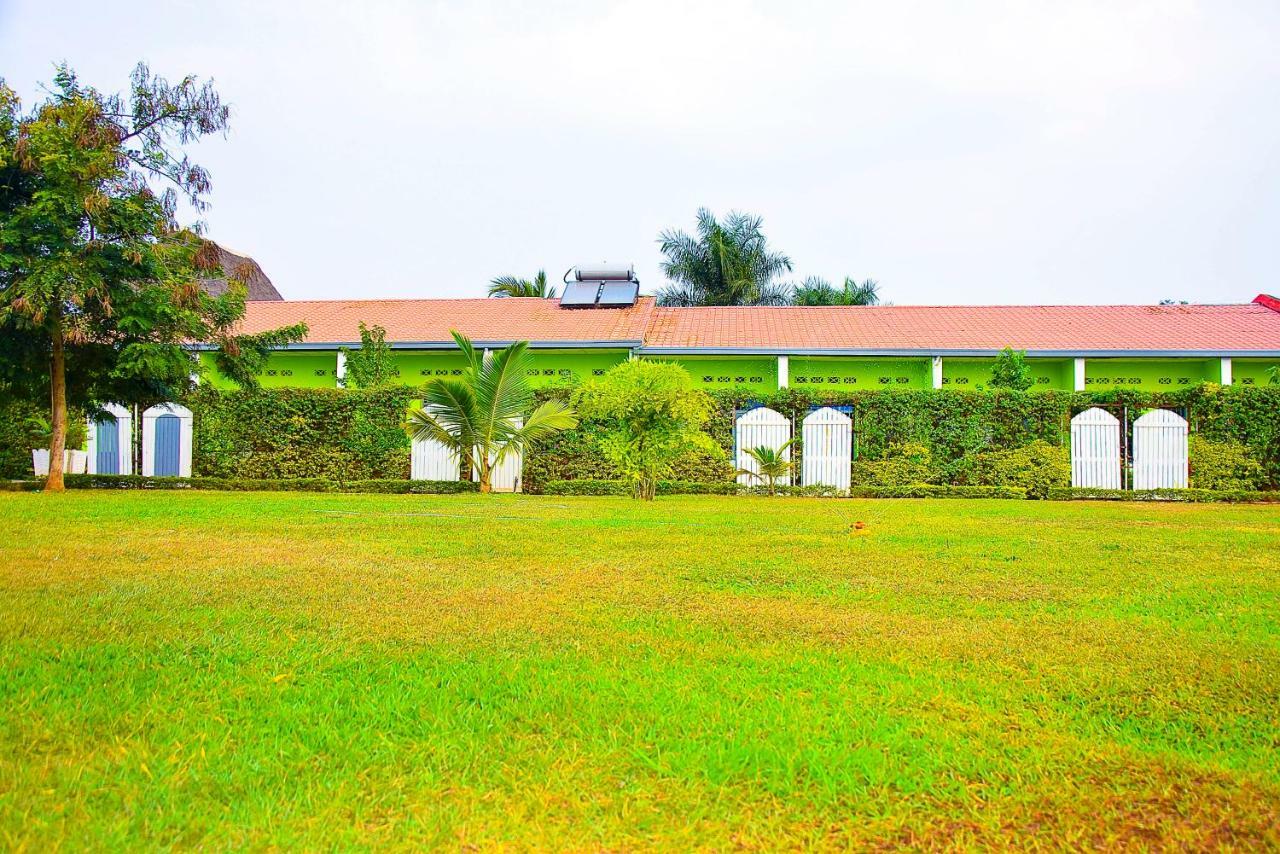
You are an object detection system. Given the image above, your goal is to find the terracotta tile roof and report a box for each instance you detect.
[235,295,1280,354]
[238,297,656,345]
[640,302,1280,354]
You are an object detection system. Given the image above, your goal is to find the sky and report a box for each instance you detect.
[3,0,1279,306]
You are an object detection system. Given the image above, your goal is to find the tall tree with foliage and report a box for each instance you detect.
[340,323,394,388]
[990,347,1035,391]
[488,270,556,299]
[0,64,305,491]
[406,331,577,493]
[791,276,881,306]
[574,359,720,500]
[655,209,793,306]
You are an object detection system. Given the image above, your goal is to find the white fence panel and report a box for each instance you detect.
[472,417,523,493]
[140,403,192,477]
[801,407,852,490]
[1071,407,1122,489]
[735,407,792,487]
[1133,409,1188,489]
[411,435,460,481]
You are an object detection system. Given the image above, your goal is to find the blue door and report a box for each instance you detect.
[154,415,181,476]
[95,419,119,474]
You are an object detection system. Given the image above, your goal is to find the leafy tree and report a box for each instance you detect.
[792,276,880,306]
[990,347,1034,391]
[1267,365,1279,386]
[656,208,793,306]
[340,323,395,388]
[405,331,577,493]
[574,359,720,500]
[489,270,556,299]
[0,63,304,490]
[738,439,797,495]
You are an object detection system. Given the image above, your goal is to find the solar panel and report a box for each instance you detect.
[559,282,600,307]
[597,281,639,306]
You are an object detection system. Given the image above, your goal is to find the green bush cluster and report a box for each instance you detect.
[1048,486,1277,503]
[850,443,936,486]
[849,485,1028,499]
[1188,436,1264,490]
[543,479,738,496]
[17,474,477,494]
[962,440,1070,499]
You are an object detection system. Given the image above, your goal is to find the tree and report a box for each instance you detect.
[574,359,720,500]
[792,276,880,306]
[655,208,793,306]
[489,270,556,299]
[738,439,797,495]
[0,63,304,491]
[990,347,1034,391]
[405,331,577,493]
[340,323,394,388]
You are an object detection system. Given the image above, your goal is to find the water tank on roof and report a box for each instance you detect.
[560,263,640,308]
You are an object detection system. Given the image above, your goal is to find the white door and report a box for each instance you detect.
[1132,409,1188,489]
[1070,407,1122,489]
[735,407,792,487]
[410,406,461,481]
[472,417,523,492]
[801,407,852,490]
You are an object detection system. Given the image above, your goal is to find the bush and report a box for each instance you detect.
[849,484,1028,499]
[49,474,478,494]
[966,440,1070,499]
[1188,436,1264,490]
[543,479,738,496]
[851,443,936,486]
[740,484,846,497]
[1048,487,1277,503]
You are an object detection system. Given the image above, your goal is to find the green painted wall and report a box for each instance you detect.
[788,357,930,390]
[525,350,630,387]
[942,358,1072,391]
[199,350,338,389]
[1084,358,1217,391]
[650,356,779,391]
[1233,359,1280,388]
[390,351,469,384]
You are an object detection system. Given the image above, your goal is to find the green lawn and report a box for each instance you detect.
[1,493,1278,849]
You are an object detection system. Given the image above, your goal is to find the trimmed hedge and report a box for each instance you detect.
[543,479,738,496]
[1048,487,1279,503]
[849,484,1028,499]
[6,474,477,494]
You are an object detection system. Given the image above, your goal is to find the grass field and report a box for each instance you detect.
[1,492,1278,849]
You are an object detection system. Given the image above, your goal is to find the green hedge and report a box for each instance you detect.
[849,484,1029,499]
[543,479,738,496]
[8,474,477,494]
[1048,487,1278,503]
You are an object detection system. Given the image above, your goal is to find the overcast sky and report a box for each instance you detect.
[3,0,1279,305]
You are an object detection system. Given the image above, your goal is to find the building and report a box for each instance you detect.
[197,293,1280,393]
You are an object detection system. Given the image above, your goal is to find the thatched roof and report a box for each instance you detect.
[199,243,283,301]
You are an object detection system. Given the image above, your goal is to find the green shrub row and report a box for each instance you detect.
[849,484,1029,499]
[543,479,738,496]
[4,474,477,494]
[1048,487,1279,503]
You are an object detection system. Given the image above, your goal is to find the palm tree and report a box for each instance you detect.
[488,270,557,299]
[792,276,880,306]
[737,439,797,495]
[406,331,577,493]
[656,209,793,306]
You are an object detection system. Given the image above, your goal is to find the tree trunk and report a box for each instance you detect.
[478,457,492,494]
[45,317,67,493]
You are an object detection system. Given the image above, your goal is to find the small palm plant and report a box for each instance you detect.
[738,438,797,495]
[488,270,557,299]
[406,331,577,492]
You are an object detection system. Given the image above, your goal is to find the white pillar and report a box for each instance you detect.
[1220,357,1232,386]
[1074,358,1087,391]
[931,356,943,389]
[777,355,789,389]
[336,351,347,387]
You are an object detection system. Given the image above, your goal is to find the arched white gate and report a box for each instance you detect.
[410,404,461,481]
[87,403,133,475]
[735,407,792,487]
[801,407,852,490]
[1132,409,1188,489]
[1070,407,1121,489]
[472,417,523,493]
[141,403,192,477]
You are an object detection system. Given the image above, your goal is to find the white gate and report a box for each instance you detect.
[410,434,460,481]
[1071,407,1122,489]
[1132,409,1188,489]
[801,407,852,490]
[735,407,792,487]
[86,403,133,475]
[472,417,523,493]
[141,403,192,477]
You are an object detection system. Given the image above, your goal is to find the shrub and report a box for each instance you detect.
[1048,486,1277,503]
[51,474,478,493]
[851,443,936,486]
[543,479,738,496]
[1188,436,1264,490]
[849,484,1028,499]
[990,347,1034,391]
[967,440,1070,499]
